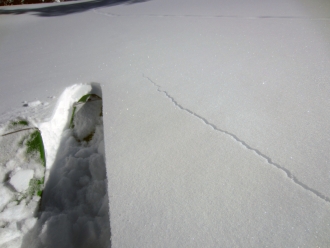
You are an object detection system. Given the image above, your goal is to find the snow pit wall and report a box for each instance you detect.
[0,83,110,248]
[39,83,102,176]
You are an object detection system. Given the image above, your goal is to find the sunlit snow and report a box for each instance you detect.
[1,0,330,247]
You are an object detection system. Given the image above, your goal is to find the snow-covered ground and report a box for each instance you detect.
[1,0,330,247]
[0,83,110,247]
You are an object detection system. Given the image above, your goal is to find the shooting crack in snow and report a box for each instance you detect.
[143,74,330,205]
[93,9,330,21]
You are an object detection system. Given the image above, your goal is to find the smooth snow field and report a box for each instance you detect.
[1,0,330,247]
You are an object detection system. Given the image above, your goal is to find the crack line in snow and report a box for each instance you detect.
[93,9,330,21]
[143,74,330,204]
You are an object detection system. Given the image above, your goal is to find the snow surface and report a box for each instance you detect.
[0,123,45,247]
[9,170,34,193]
[1,0,330,247]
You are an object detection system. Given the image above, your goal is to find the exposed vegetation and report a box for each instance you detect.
[69,94,102,143]
[26,130,46,167]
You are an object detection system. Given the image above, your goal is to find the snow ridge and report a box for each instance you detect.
[22,84,110,248]
[143,74,330,205]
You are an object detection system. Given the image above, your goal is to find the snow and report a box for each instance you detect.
[9,170,34,193]
[0,83,109,247]
[0,187,13,212]
[39,84,93,171]
[23,125,110,248]
[0,228,21,247]
[1,0,330,247]
[22,101,43,108]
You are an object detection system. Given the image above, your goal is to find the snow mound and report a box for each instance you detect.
[0,83,109,248]
[39,84,96,172]
[22,83,110,248]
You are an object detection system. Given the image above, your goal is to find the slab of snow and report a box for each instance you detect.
[105,77,330,247]
[9,170,34,193]
[0,186,13,212]
[0,125,45,248]
[0,228,21,246]
[0,202,36,223]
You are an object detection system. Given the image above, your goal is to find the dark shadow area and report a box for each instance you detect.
[0,0,150,16]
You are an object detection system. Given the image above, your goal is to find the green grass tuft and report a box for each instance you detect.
[10,120,29,128]
[78,94,92,103]
[69,106,77,128]
[29,177,44,197]
[78,94,101,103]
[26,131,46,167]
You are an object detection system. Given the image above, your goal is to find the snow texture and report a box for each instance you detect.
[23,101,42,108]
[9,170,34,193]
[1,0,330,247]
[21,84,109,248]
[0,120,45,247]
[39,84,93,172]
[0,84,109,248]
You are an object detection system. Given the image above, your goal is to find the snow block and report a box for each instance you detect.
[9,169,34,193]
